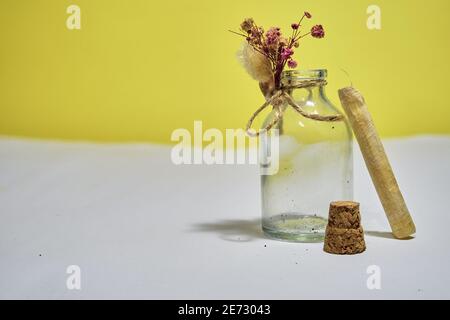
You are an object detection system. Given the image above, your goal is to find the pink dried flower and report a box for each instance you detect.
[291,23,299,30]
[311,25,325,38]
[304,12,312,19]
[281,47,294,59]
[266,27,281,45]
[287,59,298,69]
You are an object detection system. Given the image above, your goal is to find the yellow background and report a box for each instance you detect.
[1,0,449,142]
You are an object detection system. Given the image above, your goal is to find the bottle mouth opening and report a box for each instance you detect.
[282,69,327,81]
[281,69,327,89]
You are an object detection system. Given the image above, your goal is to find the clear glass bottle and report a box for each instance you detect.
[261,69,353,242]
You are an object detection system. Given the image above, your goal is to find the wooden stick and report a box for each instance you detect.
[338,87,416,239]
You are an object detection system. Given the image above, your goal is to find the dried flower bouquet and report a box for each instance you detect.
[231,12,325,97]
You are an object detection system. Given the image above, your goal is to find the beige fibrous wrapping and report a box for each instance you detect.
[338,87,416,239]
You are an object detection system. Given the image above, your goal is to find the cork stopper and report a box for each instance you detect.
[324,201,366,255]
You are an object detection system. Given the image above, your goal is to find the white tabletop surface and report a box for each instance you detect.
[0,135,449,300]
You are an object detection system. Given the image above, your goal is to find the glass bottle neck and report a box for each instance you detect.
[280,70,332,108]
[284,84,328,101]
[280,70,327,93]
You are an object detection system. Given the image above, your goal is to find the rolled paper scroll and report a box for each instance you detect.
[338,87,416,239]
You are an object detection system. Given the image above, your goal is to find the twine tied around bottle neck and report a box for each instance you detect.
[246,79,344,137]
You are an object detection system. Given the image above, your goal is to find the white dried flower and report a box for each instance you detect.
[236,43,273,84]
